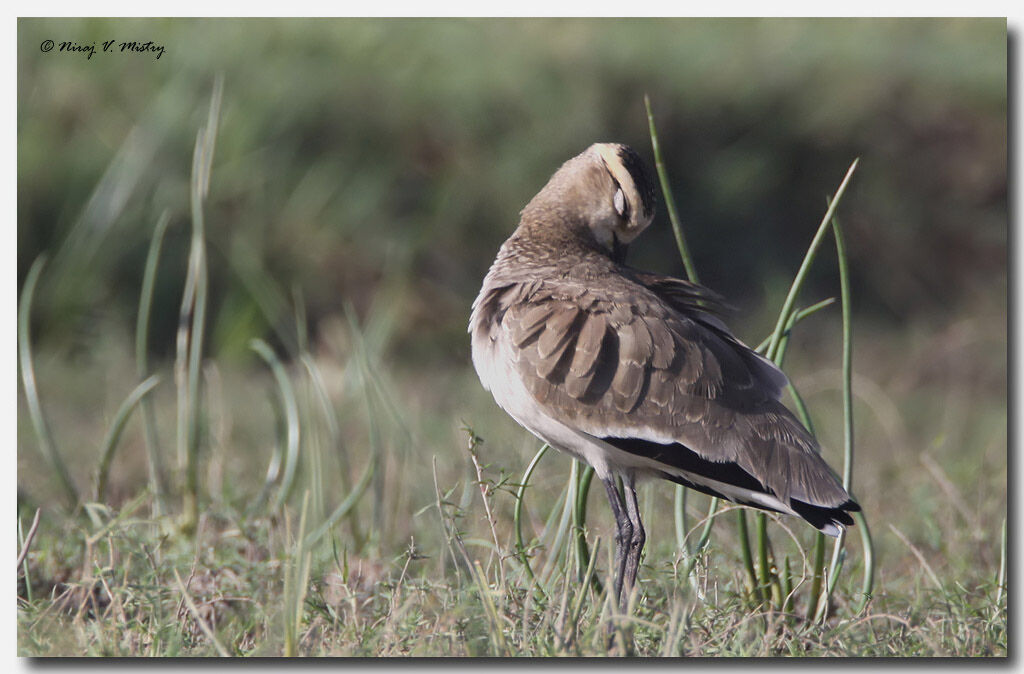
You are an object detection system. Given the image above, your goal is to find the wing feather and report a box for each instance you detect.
[496,272,852,511]
[536,304,579,359]
[644,317,675,369]
[564,312,608,399]
[511,304,554,347]
[609,320,646,412]
[569,312,606,378]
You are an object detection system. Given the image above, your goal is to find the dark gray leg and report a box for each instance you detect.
[602,476,631,609]
[621,478,646,607]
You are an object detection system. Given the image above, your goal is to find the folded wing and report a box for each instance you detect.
[502,273,858,532]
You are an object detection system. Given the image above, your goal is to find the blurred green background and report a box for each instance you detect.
[17,17,1007,611]
[19,18,1006,361]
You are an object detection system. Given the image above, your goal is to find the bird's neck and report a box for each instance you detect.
[505,205,613,264]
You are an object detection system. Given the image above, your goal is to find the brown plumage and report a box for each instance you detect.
[470,142,859,610]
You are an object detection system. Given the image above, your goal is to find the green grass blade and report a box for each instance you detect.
[806,531,827,621]
[765,159,859,362]
[757,163,859,615]
[755,512,782,607]
[178,205,207,529]
[735,510,760,603]
[84,490,151,545]
[644,95,699,284]
[47,91,171,312]
[301,354,362,545]
[832,214,856,492]
[283,492,313,657]
[136,211,171,513]
[781,555,794,614]
[343,302,395,543]
[753,298,836,354]
[826,540,847,596]
[569,536,602,627]
[565,460,583,579]
[94,374,162,503]
[136,211,171,376]
[680,495,723,591]
[572,464,595,584]
[673,480,688,553]
[540,466,577,587]
[789,382,817,435]
[300,354,341,450]
[174,240,199,495]
[173,569,230,656]
[470,559,509,656]
[514,444,550,595]
[178,77,223,532]
[251,339,301,511]
[995,516,1007,606]
[194,75,224,211]
[305,456,374,547]
[18,255,79,511]
[815,211,863,620]
[853,510,875,614]
[292,284,308,354]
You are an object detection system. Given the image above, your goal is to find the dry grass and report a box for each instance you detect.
[16,300,1007,656]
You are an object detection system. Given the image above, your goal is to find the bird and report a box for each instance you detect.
[469,142,860,611]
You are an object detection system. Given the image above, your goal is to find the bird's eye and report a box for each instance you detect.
[613,187,628,218]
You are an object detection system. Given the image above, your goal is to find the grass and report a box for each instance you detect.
[17,81,1006,656]
[15,324,1007,655]
[14,426,1007,656]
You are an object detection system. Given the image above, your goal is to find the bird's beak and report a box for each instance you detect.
[611,233,629,264]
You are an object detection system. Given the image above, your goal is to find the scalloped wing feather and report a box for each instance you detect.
[496,276,851,510]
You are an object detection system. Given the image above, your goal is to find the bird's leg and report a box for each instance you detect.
[621,479,646,609]
[602,476,632,610]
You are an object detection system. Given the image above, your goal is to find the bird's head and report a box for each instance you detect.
[521,143,657,262]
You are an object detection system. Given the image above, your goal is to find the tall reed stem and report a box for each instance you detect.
[179,76,223,532]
